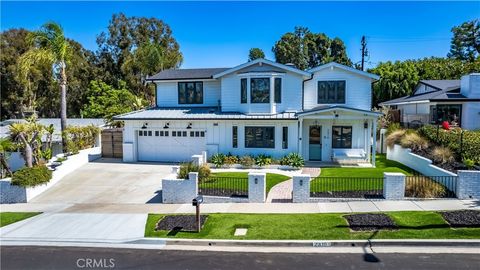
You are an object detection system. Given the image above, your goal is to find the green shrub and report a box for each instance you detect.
[11,166,52,187]
[400,132,429,151]
[280,153,305,168]
[419,125,480,164]
[177,162,210,182]
[405,177,447,198]
[63,125,100,154]
[224,155,239,166]
[463,159,476,169]
[255,154,272,167]
[210,153,225,168]
[386,123,401,136]
[239,155,255,168]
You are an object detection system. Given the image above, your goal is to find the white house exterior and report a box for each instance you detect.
[115,59,381,164]
[380,74,480,130]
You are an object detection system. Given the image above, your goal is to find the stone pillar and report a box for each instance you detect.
[248,172,266,203]
[383,172,405,200]
[161,172,198,204]
[188,172,199,196]
[456,170,480,199]
[292,174,311,203]
[202,151,208,165]
[372,119,377,166]
[192,155,202,166]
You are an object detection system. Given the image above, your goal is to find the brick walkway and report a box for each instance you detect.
[301,167,321,177]
[266,179,293,203]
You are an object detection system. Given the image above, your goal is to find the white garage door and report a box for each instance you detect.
[137,129,206,162]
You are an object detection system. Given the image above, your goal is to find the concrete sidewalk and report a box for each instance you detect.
[1,199,479,214]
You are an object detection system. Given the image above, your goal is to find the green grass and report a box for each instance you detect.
[320,154,415,178]
[202,172,290,194]
[310,177,384,192]
[145,212,480,240]
[0,212,40,227]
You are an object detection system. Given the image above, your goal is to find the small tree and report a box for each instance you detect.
[9,118,45,167]
[0,138,15,177]
[248,48,265,61]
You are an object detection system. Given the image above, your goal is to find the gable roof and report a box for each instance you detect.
[308,62,380,80]
[212,58,311,79]
[146,68,230,81]
[419,80,460,91]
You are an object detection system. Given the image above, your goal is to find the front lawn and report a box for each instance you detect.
[145,211,480,240]
[0,212,40,227]
[203,172,290,194]
[320,154,415,178]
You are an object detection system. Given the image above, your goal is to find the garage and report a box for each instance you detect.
[137,129,206,162]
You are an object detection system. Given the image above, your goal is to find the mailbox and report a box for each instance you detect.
[192,196,204,206]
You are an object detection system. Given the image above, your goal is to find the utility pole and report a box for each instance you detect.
[360,36,368,71]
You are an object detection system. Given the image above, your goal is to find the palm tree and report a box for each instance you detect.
[18,22,70,152]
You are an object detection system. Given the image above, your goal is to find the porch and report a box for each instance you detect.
[296,106,381,166]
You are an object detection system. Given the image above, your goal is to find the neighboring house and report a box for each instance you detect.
[115,59,381,164]
[0,118,106,171]
[379,73,480,130]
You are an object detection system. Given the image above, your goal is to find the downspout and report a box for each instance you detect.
[299,74,314,156]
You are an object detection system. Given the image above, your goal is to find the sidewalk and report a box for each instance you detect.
[1,199,479,214]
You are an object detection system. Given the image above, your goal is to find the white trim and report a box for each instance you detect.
[154,79,218,83]
[308,62,380,80]
[238,72,286,77]
[298,107,382,118]
[213,58,310,79]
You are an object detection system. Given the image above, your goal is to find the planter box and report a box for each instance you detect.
[386,144,457,177]
[0,147,101,204]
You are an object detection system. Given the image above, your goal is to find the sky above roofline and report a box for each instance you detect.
[1,1,479,69]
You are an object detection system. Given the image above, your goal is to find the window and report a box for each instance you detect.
[190,131,194,137]
[274,78,282,103]
[182,131,187,137]
[332,126,352,149]
[430,104,462,126]
[200,131,205,137]
[250,78,270,103]
[155,131,159,136]
[245,127,275,148]
[160,131,164,136]
[241,78,247,103]
[232,126,238,148]
[178,82,203,104]
[139,131,143,136]
[172,131,177,137]
[164,131,169,137]
[318,81,346,104]
[282,126,288,149]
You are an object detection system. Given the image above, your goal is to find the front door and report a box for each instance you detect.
[309,126,322,161]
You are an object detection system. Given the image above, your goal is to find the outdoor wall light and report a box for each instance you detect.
[364,121,368,129]
[254,178,258,184]
[141,122,148,129]
[186,123,192,129]
[300,179,303,186]
[163,122,170,129]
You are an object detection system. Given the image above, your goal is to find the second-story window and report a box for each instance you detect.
[251,78,270,103]
[274,78,282,103]
[240,78,247,103]
[178,82,203,104]
[317,80,345,104]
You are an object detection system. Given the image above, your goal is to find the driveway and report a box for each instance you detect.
[31,159,173,204]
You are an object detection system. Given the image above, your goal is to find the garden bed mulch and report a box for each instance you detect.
[344,213,397,231]
[440,210,480,228]
[155,215,208,232]
[411,148,468,173]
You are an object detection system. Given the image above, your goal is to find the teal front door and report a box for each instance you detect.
[309,126,322,161]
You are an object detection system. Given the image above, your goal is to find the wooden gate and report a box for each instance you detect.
[101,128,123,158]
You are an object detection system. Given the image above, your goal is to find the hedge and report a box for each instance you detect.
[419,125,480,164]
[11,165,52,187]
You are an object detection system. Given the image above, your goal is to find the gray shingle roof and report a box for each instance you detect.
[114,107,297,120]
[420,80,460,91]
[379,89,468,105]
[147,68,230,81]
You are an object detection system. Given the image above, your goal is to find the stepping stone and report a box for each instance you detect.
[234,228,248,236]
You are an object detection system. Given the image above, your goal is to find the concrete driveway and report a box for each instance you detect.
[31,159,172,204]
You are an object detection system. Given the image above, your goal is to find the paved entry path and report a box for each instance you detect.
[301,167,321,177]
[266,180,293,203]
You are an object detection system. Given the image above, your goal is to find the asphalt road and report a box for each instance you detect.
[1,246,479,270]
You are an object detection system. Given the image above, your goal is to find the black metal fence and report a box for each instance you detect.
[405,175,457,198]
[198,176,248,198]
[310,177,384,199]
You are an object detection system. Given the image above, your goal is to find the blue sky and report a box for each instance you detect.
[2,1,479,69]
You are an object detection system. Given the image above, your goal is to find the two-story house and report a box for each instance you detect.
[115,59,381,165]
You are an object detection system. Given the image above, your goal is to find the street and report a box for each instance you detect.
[1,246,479,270]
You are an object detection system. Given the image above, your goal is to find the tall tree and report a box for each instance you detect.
[272,26,352,70]
[248,48,265,61]
[96,13,183,102]
[17,22,71,152]
[448,20,480,62]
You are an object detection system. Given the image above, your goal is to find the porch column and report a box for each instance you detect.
[298,118,303,156]
[270,77,275,114]
[372,118,377,167]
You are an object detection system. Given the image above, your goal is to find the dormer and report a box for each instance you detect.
[214,59,310,114]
